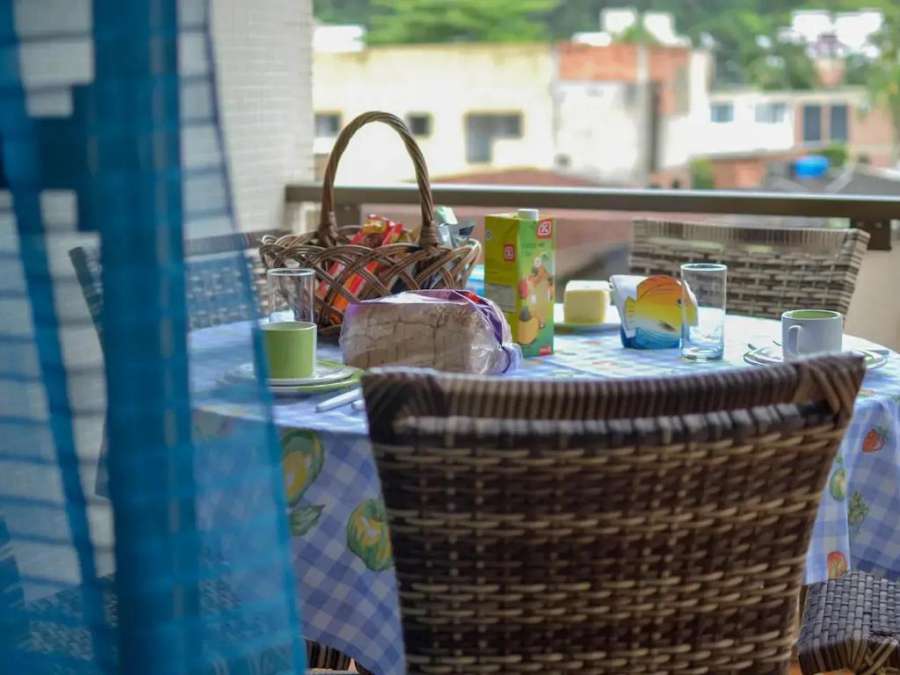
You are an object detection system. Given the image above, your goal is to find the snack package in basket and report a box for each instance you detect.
[339,289,522,374]
[388,206,475,294]
[319,214,406,311]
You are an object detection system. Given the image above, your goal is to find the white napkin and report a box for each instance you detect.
[608,274,643,339]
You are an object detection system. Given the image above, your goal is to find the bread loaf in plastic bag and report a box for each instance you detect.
[339,289,521,374]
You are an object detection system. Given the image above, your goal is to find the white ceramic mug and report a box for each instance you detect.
[781,309,843,360]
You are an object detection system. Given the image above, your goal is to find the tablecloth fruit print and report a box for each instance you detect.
[827,551,849,579]
[282,429,325,535]
[862,426,888,453]
[347,498,393,571]
[829,459,847,501]
[188,316,900,675]
[848,491,869,534]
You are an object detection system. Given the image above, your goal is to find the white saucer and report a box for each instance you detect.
[744,345,887,370]
[230,360,355,386]
[554,303,621,333]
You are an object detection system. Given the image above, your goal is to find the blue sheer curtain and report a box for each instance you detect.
[0,1,306,673]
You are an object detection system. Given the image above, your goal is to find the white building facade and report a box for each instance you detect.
[312,40,712,185]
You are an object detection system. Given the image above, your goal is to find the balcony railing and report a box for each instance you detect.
[286,183,900,249]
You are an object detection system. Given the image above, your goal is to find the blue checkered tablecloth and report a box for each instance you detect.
[190,316,900,675]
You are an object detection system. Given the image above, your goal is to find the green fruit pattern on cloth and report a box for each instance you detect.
[848,491,869,533]
[281,430,325,537]
[282,430,324,505]
[829,466,847,501]
[347,498,393,571]
[290,505,324,536]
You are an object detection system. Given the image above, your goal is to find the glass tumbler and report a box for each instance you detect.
[267,268,316,324]
[680,263,727,361]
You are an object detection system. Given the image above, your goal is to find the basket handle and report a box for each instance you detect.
[319,111,438,248]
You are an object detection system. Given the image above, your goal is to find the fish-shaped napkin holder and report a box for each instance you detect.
[609,274,696,349]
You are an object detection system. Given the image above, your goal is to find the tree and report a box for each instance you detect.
[366,0,561,45]
[544,0,610,40]
[312,0,877,100]
[615,15,660,46]
[690,158,715,189]
[746,40,819,90]
[864,6,900,163]
[314,0,374,25]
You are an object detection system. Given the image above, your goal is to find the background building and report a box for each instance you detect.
[312,36,712,186]
[313,42,556,184]
[312,16,895,190]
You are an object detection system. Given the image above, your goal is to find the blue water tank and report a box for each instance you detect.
[794,155,830,178]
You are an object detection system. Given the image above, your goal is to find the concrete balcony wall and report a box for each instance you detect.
[846,244,900,351]
[212,0,313,233]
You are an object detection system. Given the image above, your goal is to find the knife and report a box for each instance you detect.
[315,387,362,412]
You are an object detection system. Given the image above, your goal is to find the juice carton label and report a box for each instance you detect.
[483,212,555,357]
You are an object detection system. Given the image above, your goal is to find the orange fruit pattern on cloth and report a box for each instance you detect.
[827,551,848,580]
[862,426,888,453]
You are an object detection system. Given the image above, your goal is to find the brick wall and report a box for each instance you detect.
[791,92,895,167]
[559,43,638,81]
[708,149,806,189]
[851,106,895,167]
[211,0,313,233]
[558,42,691,115]
[647,47,691,116]
[710,158,769,189]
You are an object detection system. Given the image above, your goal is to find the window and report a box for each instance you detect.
[754,102,786,124]
[465,113,523,163]
[802,105,822,143]
[494,114,522,137]
[710,102,733,123]
[406,113,432,137]
[314,113,341,138]
[830,104,849,142]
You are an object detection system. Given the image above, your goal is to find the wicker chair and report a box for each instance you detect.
[68,229,287,333]
[362,354,866,674]
[630,219,870,319]
[798,571,900,674]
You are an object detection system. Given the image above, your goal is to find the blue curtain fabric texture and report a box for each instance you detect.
[0,1,306,673]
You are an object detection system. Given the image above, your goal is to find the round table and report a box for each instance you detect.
[191,315,900,675]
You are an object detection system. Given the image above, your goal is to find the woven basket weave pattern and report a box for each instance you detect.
[799,571,900,674]
[260,111,479,335]
[630,220,869,320]
[363,355,865,674]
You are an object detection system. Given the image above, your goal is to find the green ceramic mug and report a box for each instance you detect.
[262,321,316,379]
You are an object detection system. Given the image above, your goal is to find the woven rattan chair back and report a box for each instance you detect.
[68,229,286,333]
[363,354,865,674]
[798,571,900,674]
[630,219,869,319]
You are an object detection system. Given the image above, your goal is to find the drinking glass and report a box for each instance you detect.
[680,263,726,361]
[267,267,316,323]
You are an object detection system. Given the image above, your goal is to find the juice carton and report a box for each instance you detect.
[483,209,555,357]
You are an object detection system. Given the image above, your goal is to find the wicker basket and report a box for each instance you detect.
[260,111,480,336]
